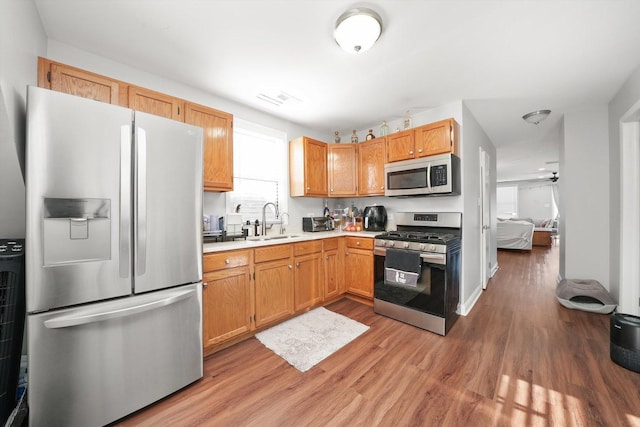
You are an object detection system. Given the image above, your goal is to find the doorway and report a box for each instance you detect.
[479,147,491,290]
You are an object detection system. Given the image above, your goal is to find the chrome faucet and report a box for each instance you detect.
[279,212,290,234]
[261,202,278,237]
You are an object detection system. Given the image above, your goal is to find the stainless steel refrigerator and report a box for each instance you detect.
[25,86,204,426]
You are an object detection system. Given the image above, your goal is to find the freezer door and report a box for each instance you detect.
[133,111,203,293]
[25,86,133,312]
[27,283,203,427]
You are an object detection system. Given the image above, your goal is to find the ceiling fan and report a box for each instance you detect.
[549,171,559,182]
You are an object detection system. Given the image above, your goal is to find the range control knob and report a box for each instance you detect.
[429,244,436,251]
[419,243,426,250]
[403,242,410,249]
[388,241,395,247]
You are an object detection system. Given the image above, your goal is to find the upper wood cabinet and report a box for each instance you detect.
[184,102,234,192]
[38,57,127,107]
[328,143,358,196]
[357,137,386,196]
[386,129,415,162]
[290,136,328,197]
[414,118,460,157]
[128,85,184,121]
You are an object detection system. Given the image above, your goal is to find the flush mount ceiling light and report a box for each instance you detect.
[522,109,551,125]
[334,8,383,54]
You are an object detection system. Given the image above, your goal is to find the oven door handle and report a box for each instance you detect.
[420,253,445,263]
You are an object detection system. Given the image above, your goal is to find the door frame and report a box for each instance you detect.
[479,147,491,290]
[619,102,640,315]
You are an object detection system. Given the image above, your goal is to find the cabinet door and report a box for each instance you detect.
[48,62,122,106]
[324,249,340,300]
[128,85,184,121]
[185,103,234,192]
[304,138,328,196]
[255,259,294,327]
[294,253,323,311]
[415,119,454,157]
[202,267,252,348]
[358,137,386,196]
[328,144,357,196]
[386,130,415,162]
[345,249,373,298]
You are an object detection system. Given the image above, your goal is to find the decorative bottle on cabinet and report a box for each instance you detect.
[334,131,341,143]
[403,110,412,130]
[380,120,388,136]
[351,130,358,143]
[366,129,375,140]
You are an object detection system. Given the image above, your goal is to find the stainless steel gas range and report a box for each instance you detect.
[373,212,462,335]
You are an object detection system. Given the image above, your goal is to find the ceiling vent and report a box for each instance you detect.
[256,91,302,107]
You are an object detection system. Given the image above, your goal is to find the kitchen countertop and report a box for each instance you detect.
[203,230,380,253]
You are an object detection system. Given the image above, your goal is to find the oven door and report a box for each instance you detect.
[373,248,447,317]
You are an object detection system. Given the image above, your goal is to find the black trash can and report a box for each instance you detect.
[0,239,26,425]
[610,312,640,373]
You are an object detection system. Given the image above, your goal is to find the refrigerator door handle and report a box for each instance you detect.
[120,125,132,278]
[43,288,195,329]
[136,128,147,276]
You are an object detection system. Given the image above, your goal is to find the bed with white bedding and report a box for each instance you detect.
[497,219,535,250]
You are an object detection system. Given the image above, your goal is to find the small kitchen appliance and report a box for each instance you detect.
[303,216,334,232]
[373,212,462,335]
[362,205,387,231]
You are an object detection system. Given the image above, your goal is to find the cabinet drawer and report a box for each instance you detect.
[323,238,339,251]
[254,244,292,263]
[294,240,323,256]
[203,250,250,272]
[345,236,373,250]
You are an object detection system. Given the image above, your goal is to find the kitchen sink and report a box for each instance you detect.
[248,234,301,241]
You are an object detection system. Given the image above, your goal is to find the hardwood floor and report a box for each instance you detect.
[116,245,640,426]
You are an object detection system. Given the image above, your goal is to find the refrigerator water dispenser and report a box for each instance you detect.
[43,198,111,265]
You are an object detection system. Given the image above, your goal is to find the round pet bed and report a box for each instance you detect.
[556,278,617,314]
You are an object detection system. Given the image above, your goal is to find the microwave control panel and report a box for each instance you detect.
[431,164,448,186]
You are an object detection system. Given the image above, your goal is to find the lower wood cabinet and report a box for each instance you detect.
[323,238,341,299]
[293,241,324,311]
[254,245,294,328]
[202,267,252,347]
[202,250,252,349]
[344,237,374,298]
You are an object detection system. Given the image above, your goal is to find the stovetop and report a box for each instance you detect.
[375,231,458,244]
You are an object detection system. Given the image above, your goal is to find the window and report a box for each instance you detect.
[226,119,288,226]
[497,185,518,219]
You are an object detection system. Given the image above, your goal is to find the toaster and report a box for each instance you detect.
[302,216,334,232]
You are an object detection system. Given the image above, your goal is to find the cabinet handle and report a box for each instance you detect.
[418,148,423,153]
[330,188,334,192]
[203,282,208,288]
[225,259,230,264]
[306,187,311,190]
[380,186,384,190]
[345,252,349,256]
[356,241,360,246]
[326,256,329,260]
[296,262,300,268]
[409,150,414,155]
[288,264,293,269]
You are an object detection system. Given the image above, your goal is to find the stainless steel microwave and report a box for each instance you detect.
[384,153,461,197]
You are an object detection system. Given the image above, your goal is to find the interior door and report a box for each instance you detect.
[480,147,491,290]
[133,111,203,293]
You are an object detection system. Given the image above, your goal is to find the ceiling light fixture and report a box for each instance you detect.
[334,8,383,54]
[522,109,551,125]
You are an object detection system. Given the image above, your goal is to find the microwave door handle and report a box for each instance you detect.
[426,162,432,192]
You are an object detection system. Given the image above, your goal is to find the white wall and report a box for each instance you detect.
[560,106,609,287]
[518,183,555,220]
[608,64,640,312]
[0,0,47,238]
